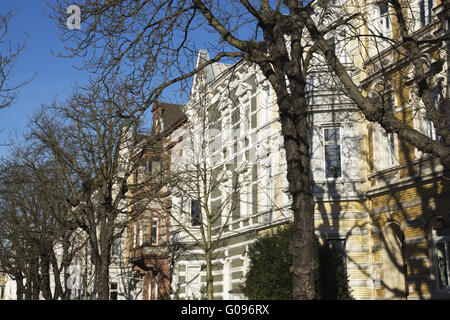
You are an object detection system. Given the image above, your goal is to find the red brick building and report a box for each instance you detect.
[128,101,186,300]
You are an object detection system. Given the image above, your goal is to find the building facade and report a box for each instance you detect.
[127,101,187,300]
[164,0,449,300]
[346,0,450,299]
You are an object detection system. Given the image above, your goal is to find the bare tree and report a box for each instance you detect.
[0,145,84,300]
[300,0,450,169]
[48,0,449,299]
[48,0,322,300]
[0,9,33,110]
[27,80,156,299]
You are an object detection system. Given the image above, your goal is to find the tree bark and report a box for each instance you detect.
[275,82,316,300]
[95,255,111,300]
[94,227,112,300]
[205,249,214,300]
[254,16,317,299]
[14,271,25,300]
[40,252,52,300]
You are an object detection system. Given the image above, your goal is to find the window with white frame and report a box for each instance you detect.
[419,0,434,27]
[151,159,161,178]
[380,130,398,169]
[432,221,450,291]
[150,218,158,245]
[140,218,144,245]
[378,2,391,38]
[186,266,201,298]
[324,127,342,178]
[420,89,440,142]
[250,94,258,130]
[134,221,138,247]
[110,282,118,300]
[251,164,259,216]
[112,237,121,257]
[179,193,185,215]
[191,200,201,227]
[133,169,139,185]
[260,86,271,126]
[266,163,273,207]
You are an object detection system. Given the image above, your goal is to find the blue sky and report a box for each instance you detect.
[0,1,257,158]
[0,1,210,157]
[0,0,93,156]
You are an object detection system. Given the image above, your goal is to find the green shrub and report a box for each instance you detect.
[242,223,352,300]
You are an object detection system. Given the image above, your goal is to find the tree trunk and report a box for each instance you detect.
[205,249,214,300]
[15,271,25,300]
[24,274,32,300]
[267,65,316,299]
[95,256,110,300]
[279,102,316,299]
[50,250,64,300]
[31,259,41,300]
[94,229,112,300]
[40,252,52,300]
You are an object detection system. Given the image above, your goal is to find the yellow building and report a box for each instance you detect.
[341,0,450,299]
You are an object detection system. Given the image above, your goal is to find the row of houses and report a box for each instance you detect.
[124,0,449,300]
[1,0,449,300]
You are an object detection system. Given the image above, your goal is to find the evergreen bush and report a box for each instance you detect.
[242,223,352,300]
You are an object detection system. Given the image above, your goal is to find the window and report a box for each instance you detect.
[378,2,391,37]
[251,164,258,216]
[140,218,144,246]
[420,0,433,27]
[380,130,397,169]
[436,241,450,289]
[432,221,450,291]
[180,193,185,214]
[151,160,161,177]
[191,200,201,227]
[422,117,438,141]
[421,89,440,142]
[250,95,258,130]
[112,237,121,257]
[145,159,161,178]
[110,282,118,300]
[260,86,271,126]
[324,127,342,178]
[133,169,139,184]
[266,164,273,207]
[186,266,201,298]
[134,221,138,247]
[151,218,159,245]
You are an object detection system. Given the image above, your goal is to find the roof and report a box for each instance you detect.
[151,101,187,135]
